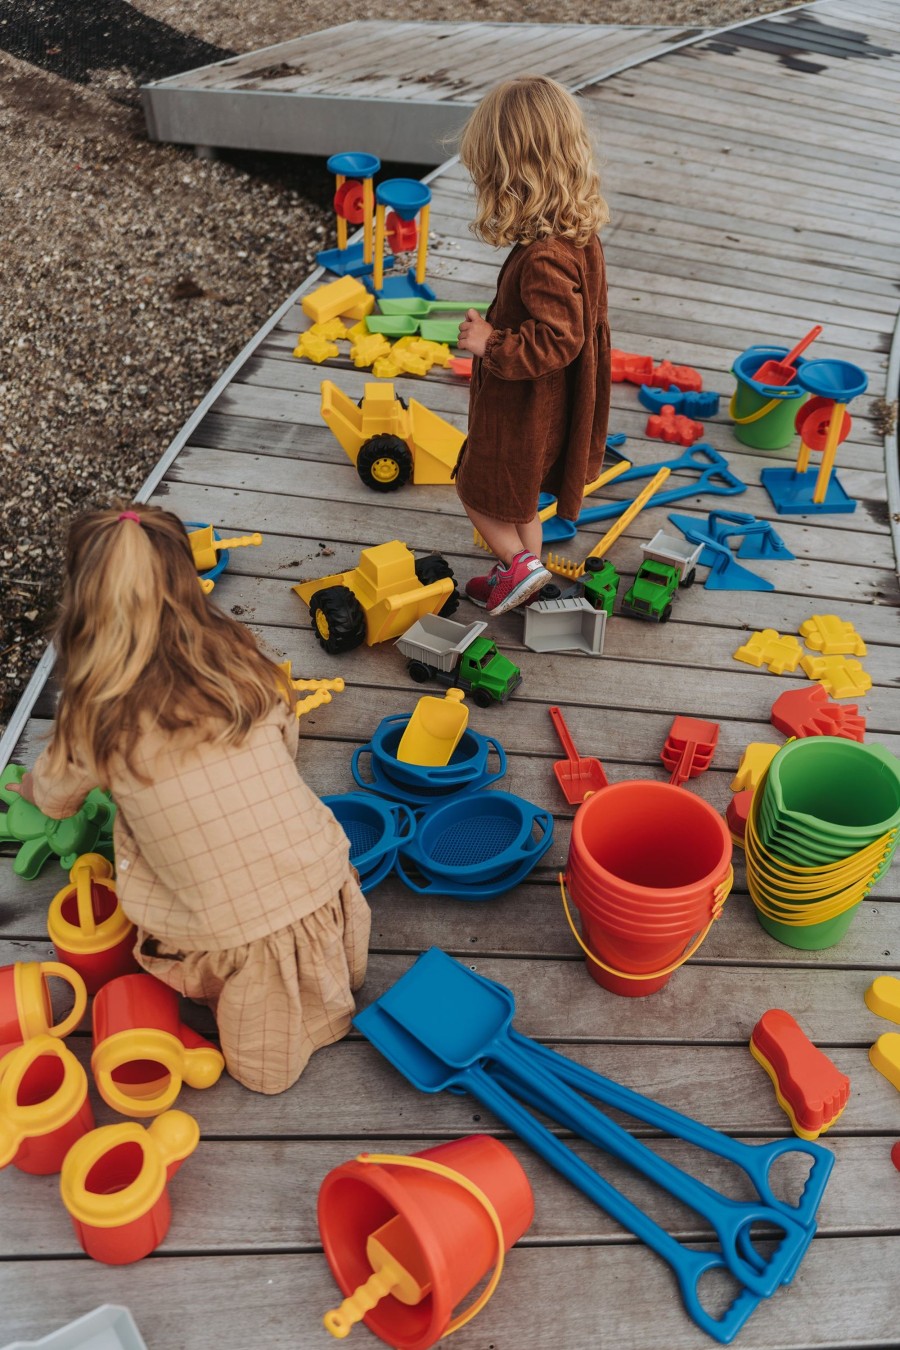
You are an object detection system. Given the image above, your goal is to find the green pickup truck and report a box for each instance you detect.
[622,559,681,622]
[396,615,522,706]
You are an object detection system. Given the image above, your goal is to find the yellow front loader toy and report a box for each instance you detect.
[320,380,464,492]
[293,540,459,655]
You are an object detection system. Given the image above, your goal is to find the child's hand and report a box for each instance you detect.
[458,309,493,358]
[6,771,36,805]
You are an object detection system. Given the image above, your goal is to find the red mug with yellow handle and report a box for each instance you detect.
[0,960,87,1055]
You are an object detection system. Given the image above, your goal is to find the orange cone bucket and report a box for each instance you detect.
[318,1135,534,1350]
[565,782,733,997]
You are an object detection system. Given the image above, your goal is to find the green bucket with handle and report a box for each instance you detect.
[730,346,808,450]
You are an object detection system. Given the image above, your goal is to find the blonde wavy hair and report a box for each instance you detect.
[459,75,609,248]
[44,503,293,783]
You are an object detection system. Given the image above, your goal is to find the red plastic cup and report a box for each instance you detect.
[92,974,224,1117]
[0,1035,94,1175]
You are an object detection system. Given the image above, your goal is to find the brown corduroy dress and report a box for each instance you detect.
[455,235,611,525]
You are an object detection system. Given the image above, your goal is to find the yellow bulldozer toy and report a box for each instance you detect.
[293,540,459,655]
[320,380,464,492]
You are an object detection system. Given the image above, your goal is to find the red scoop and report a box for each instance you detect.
[753,324,822,387]
[548,706,608,805]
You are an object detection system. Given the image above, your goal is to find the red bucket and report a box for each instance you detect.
[565,781,732,997]
[318,1135,533,1349]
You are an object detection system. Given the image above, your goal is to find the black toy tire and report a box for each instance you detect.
[356,436,413,492]
[584,557,606,574]
[472,688,494,708]
[681,568,696,589]
[309,586,367,654]
[660,602,674,623]
[536,583,562,603]
[408,661,432,683]
[414,554,460,617]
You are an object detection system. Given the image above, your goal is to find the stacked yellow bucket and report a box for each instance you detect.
[745,738,900,949]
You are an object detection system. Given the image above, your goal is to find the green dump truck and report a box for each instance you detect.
[396,615,522,706]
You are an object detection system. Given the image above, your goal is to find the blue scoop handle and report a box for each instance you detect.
[507,1028,833,1229]
[491,1052,810,1298]
[467,1063,762,1345]
[575,445,746,525]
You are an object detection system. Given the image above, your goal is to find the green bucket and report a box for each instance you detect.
[755,902,860,950]
[730,346,808,450]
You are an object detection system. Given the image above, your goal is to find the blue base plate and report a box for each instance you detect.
[760,467,857,515]
[316,242,395,278]
[364,272,437,301]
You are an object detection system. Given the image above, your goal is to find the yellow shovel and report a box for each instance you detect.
[397,689,468,767]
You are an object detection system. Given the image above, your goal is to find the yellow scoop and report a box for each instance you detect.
[188,526,262,573]
[324,1211,432,1339]
[397,688,468,767]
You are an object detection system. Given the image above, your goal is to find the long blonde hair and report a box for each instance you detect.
[459,75,609,248]
[45,503,293,783]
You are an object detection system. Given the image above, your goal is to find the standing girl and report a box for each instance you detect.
[455,75,612,615]
[18,504,370,1095]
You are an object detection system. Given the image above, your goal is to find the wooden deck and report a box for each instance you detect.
[3,1,900,1345]
[140,20,717,162]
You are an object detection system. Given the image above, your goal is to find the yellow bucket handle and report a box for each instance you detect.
[728,391,784,425]
[559,870,732,981]
[324,1153,507,1339]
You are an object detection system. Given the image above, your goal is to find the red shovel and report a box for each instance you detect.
[549,706,608,804]
[661,716,719,788]
[753,324,822,387]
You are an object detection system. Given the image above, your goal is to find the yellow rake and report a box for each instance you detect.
[546,465,672,579]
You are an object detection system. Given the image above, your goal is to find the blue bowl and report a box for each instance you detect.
[322,792,415,892]
[358,714,507,791]
[403,792,553,882]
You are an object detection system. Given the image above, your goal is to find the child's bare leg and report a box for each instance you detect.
[463,504,527,567]
[518,512,544,560]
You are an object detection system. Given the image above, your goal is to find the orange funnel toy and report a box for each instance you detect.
[318,1135,534,1350]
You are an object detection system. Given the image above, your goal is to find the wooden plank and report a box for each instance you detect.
[5,1236,900,1350]
[3,1237,899,1350]
[1,1133,894,1259]
[168,449,899,587]
[655,47,900,128]
[616,60,900,145]
[578,94,900,190]
[0,993,889,1133]
[164,435,897,553]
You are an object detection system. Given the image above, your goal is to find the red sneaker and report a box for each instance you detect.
[486,551,552,616]
[465,563,503,608]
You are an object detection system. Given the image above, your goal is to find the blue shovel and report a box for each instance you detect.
[355,994,765,1346]
[573,444,746,527]
[377,951,815,1299]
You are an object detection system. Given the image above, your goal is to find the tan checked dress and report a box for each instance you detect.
[31,701,371,1094]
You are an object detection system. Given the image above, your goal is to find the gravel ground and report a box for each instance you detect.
[0,0,802,730]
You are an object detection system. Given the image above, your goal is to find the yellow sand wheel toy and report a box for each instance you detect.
[186,522,263,593]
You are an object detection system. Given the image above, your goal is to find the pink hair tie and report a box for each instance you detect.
[118,511,142,524]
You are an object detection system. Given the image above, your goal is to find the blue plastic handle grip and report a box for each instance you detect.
[506,1028,834,1230]
[464,1065,763,1345]
[491,1055,811,1298]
